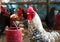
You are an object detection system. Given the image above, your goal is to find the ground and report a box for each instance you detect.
[0,30,60,42]
[0,22,60,42]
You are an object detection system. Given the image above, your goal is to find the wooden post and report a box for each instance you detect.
[46,0,50,14]
[0,0,2,13]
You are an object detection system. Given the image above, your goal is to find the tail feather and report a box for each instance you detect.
[51,31,60,40]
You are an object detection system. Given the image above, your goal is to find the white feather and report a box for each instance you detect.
[32,11,60,42]
[28,6,60,42]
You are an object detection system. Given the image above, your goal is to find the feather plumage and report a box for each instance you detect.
[28,6,60,42]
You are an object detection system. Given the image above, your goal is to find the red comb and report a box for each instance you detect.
[27,6,35,20]
[17,7,23,19]
[1,6,10,17]
[1,6,6,12]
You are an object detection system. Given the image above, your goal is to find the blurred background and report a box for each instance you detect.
[1,0,60,20]
[1,0,60,42]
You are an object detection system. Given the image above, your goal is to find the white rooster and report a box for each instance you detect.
[27,6,60,42]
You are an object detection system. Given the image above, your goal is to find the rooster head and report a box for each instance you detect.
[1,6,6,13]
[27,6,35,21]
[1,6,10,17]
[17,6,25,19]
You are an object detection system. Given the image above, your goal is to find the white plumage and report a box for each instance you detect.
[28,6,60,42]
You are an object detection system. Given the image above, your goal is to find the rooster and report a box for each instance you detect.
[27,6,60,42]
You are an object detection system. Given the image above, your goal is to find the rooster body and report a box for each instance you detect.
[28,6,60,42]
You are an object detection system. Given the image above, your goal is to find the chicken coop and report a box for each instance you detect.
[0,0,60,42]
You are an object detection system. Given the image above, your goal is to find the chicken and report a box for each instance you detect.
[27,6,60,42]
[0,6,10,34]
[10,7,28,29]
[45,7,56,31]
